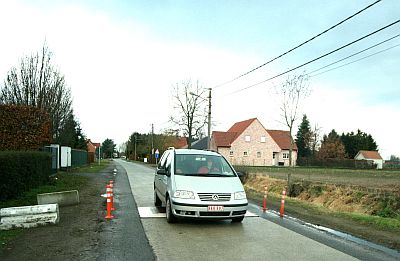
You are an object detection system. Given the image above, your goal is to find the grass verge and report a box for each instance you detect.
[247,188,400,232]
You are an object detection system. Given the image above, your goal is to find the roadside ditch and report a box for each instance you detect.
[243,173,400,250]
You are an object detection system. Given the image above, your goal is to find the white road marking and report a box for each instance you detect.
[138,207,258,218]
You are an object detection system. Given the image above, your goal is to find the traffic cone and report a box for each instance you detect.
[105,184,114,219]
[279,189,286,218]
[109,181,115,211]
[262,186,268,212]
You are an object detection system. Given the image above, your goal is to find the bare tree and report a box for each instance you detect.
[310,123,321,156]
[279,74,310,166]
[0,42,73,141]
[170,79,207,148]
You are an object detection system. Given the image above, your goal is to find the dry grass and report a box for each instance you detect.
[244,174,399,217]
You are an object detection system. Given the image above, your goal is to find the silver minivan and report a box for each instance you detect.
[154,148,248,223]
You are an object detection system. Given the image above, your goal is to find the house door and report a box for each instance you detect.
[272,152,278,166]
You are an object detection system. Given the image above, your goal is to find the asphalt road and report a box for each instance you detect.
[97,162,156,261]
[114,159,390,261]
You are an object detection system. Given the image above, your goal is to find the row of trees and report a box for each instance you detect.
[295,114,379,159]
[0,43,86,150]
[124,132,181,161]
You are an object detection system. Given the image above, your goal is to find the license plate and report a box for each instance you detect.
[207,205,224,211]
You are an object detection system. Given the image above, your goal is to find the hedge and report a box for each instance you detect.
[0,151,51,201]
[0,104,51,151]
[297,157,376,169]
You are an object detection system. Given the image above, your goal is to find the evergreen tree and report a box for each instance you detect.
[295,114,312,158]
[341,129,378,158]
[102,138,116,158]
[56,113,86,149]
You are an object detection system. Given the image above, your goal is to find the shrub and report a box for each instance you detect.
[0,104,51,151]
[0,151,51,201]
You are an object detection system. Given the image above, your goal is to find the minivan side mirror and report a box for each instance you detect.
[157,168,167,175]
[236,171,243,177]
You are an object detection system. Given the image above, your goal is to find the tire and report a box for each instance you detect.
[154,189,162,207]
[166,196,177,223]
[232,216,244,223]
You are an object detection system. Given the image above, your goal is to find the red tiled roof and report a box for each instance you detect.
[176,137,188,148]
[357,150,382,160]
[266,130,297,151]
[212,131,238,147]
[227,118,257,133]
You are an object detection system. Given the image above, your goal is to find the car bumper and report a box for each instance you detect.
[171,200,248,219]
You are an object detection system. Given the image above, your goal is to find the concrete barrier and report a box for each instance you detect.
[0,204,59,230]
[37,190,79,206]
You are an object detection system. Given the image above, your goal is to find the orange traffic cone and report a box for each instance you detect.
[279,189,286,218]
[105,184,114,219]
[109,181,115,211]
[262,186,268,212]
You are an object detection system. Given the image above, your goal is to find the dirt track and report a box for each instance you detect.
[0,168,113,260]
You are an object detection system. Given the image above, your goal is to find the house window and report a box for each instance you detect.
[283,153,289,159]
[245,135,251,142]
[257,152,261,158]
[243,151,248,156]
[229,150,234,157]
[273,152,277,159]
[261,136,266,143]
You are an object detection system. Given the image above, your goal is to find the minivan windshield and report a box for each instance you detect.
[174,154,236,177]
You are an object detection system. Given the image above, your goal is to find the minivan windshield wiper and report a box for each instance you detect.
[195,174,232,177]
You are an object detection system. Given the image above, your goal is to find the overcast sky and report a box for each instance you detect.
[0,0,399,159]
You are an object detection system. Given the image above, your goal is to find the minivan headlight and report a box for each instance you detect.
[173,190,195,199]
[234,191,246,200]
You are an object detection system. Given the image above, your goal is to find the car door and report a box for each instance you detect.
[159,151,172,201]
[155,151,170,203]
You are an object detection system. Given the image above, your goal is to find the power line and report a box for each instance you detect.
[310,43,400,78]
[308,34,400,75]
[225,20,400,95]
[213,0,383,89]
[220,42,400,98]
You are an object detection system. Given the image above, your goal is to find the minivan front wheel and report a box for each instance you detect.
[154,190,162,207]
[166,196,177,223]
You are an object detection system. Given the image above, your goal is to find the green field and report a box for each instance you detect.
[236,166,400,193]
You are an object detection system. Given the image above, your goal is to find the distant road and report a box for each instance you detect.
[116,159,396,261]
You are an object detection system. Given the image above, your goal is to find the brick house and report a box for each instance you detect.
[87,139,101,163]
[210,118,297,166]
[354,150,384,169]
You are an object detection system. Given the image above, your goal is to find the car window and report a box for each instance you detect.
[158,151,169,169]
[175,154,235,176]
[165,152,173,174]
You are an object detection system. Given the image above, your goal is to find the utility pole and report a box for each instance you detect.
[134,134,137,161]
[151,124,154,163]
[190,88,212,150]
[207,88,212,150]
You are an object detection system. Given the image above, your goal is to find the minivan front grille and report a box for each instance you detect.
[197,193,231,202]
[199,211,230,217]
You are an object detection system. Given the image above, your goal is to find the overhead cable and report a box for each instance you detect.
[213,0,383,89]
[226,20,400,95]
[310,44,400,78]
[308,34,400,75]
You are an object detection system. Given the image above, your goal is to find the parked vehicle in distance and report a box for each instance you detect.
[154,148,248,223]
